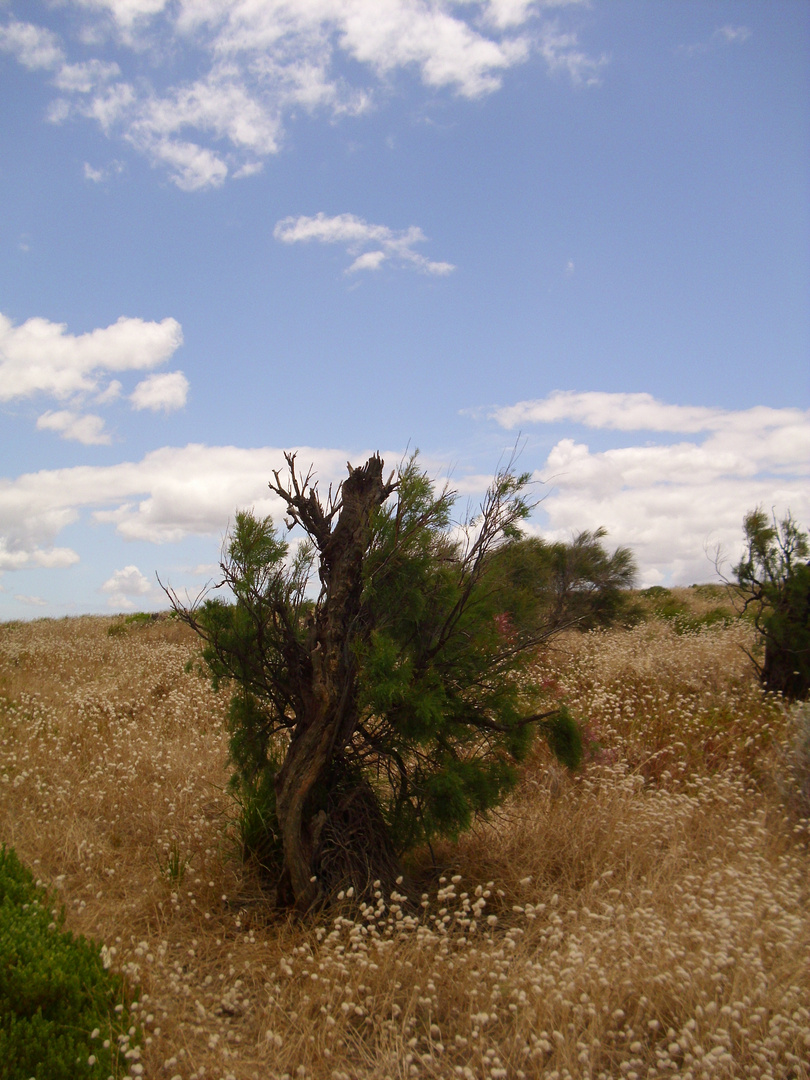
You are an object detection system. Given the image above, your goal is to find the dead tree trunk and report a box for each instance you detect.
[270,454,396,909]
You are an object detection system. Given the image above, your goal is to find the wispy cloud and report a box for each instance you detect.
[274,212,455,275]
[492,390,808,442]
[0,19,63,69]
[537,22,607,86]
[714,25,752,45]
[1,3,603,189]
[680,23,752,58]
[83,159,125,183]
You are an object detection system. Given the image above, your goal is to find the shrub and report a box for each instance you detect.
[0,844,139,1080]
[732,508,810,700]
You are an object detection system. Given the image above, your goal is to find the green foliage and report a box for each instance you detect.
[733,508,810,700]
[189,510,313,700]
[0,844,139,1080]
[537,706,583,771]
[227,700,285,875]
[125,611,157,626]
[674,607,735,634]
[638,587,736,635]
[641,586,688,621]
[488,528,638,633]
[691,584,727,600]
[177,456,631,889]
[154,839,191,885]
[107,611,160,636]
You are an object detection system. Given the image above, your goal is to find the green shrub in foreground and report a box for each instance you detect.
[0,844,139,1080]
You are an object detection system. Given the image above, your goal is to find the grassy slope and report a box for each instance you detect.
[0,600,808,1080]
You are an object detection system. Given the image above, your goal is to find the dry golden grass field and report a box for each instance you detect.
[1,595,809,1080]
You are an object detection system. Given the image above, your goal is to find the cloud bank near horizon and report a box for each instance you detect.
[0,2,604,190]
[1,393,807,597]
[492,391,810,585]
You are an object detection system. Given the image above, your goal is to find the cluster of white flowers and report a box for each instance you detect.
[0,613,808,1080]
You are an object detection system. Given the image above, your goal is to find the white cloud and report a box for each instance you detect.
[274,212,455,275]
[83,81,137,132]
[54,58,121,93]
[0,540,79,573]
[136,71,284,155]
[13,594,48,607]
[347,250,387,273]
[75,0,170,31]
[331,0,530,98]
[130,371,189,412]
[189,562,219,576]
[486,0,542,31]
[46,98,73,124]
[715,25,751,45]
[232,160,264,179]
[1,417,807,590]
[95,380,123,404]
[0,19,64,70]
[102,564,151,595]
[36,410,112,445]
[84,162,107,182]
[537,23,607,85]
[681,23,752,58]
[101,563,155,609]
[2,2,603,188]
[489,391,810,585]
[0,312,183,402]
[492,390,809,445]
[135,135,229,190]
[0,445,355,565]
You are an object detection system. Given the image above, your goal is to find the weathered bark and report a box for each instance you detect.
[271,455,395,909]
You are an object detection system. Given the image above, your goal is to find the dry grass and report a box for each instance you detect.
[0,610,808,1080]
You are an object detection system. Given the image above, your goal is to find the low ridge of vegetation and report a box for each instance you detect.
[0,592,808,1079]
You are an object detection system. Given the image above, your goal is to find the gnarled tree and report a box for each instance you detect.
[168,453,630,909]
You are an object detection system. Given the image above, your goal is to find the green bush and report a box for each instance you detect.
[637,587,735,634]
[0,845,140,1080]
[640,586,688,621]
[733,509,810,700]
[107,612,161,637]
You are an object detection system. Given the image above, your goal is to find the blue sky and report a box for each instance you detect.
[1,0,808,616]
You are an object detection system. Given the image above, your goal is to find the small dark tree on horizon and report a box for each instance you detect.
[167,452,635,910]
